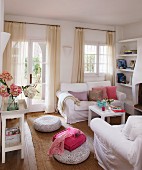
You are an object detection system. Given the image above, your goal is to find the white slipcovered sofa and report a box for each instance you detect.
[56,81,126,124]
[90,117,142,170]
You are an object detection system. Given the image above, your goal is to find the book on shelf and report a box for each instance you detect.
[5,127,21,147]
[5,127,20,136]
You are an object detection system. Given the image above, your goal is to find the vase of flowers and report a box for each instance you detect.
[0,71,38,111]
[105,98,114,110]
[0,72,22,111]
[7,95,19,111]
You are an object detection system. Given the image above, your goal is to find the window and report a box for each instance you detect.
[84,44,107,74]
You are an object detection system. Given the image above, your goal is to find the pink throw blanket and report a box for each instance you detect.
[48,127,82,157]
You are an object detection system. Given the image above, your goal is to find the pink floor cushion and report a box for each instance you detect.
[53,129,86,151]
[54,141,90,164]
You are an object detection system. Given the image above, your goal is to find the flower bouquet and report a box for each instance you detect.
[22,85,38,99]
[0,71,22,110]
[0,71,38,111]
[104,98,114,110]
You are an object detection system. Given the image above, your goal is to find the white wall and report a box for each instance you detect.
[5,15,115,83]
[123,21,142,39]
[0,0,4,73]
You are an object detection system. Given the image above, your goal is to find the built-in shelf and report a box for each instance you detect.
[118,69,134,72]
[120,83,132,88]
[134,104,142,112]
[118,38,138,43]
[118,54,137,57]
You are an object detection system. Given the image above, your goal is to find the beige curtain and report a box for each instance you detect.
[71,28,84,83]
[106,31,115,85]
[3,22,26,86]
[45,26,60,113]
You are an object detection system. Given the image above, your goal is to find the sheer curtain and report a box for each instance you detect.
[106,31,115,85]
[3,22,27,86]
[45,26,60,113]
[71,28,84,83]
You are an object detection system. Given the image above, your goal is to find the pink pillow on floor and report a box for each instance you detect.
[92,86,108,99]
[53,129,86,151]
[106,86,117,100]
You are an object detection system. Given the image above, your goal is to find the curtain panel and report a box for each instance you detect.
[106,31,115,85]
[3,22,26,86]
[45,26,60,113]
[71,28,84,83]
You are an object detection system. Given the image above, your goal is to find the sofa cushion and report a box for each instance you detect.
[88,90,103,101]
[68,91,88,101]
[122,116,142,141]
[87,81,111,91]
[106,86,117,100]
[92,86,108,99]
[74,101,95,111]
[61,83,87,92]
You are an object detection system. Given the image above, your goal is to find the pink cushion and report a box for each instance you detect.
[53,129,86,151]
[68,91,88,101]
[106,86,117,100]
[92,86,108,99]
[88,90,103,101]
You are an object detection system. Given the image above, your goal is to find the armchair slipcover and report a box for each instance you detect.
[90,118,142,170]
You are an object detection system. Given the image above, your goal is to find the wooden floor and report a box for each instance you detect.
[0,113,129,170]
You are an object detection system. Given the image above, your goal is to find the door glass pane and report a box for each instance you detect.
[32,42,46,104]
[12,41,28,86]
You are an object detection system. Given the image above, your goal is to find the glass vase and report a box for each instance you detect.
[106,103,111,110]
[7,96,19,111]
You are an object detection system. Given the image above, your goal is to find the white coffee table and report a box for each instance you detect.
[88,104,125,126]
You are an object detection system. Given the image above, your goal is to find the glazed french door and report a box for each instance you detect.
[26,40,47,112]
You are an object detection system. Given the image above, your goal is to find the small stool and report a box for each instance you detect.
[34,115,61,132]
[54,142,90,164]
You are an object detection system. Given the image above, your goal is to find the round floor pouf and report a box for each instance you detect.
[54,142,90,164]
[34,115,61,132]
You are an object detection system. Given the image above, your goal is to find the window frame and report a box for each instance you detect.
[84,42,107,77]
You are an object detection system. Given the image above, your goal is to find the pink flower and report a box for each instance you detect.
[0,71,13,81]
[0,85,9,97]
[10,84,22,97]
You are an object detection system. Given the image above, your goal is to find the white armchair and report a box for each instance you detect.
[90,117,142,170]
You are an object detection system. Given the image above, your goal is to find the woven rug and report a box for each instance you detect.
[26,112,103,170]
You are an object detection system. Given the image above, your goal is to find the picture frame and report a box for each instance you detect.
[129,60,136,70]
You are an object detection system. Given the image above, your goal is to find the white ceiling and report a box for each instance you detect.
[4,0,142,26]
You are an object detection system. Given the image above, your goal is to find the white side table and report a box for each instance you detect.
[1,99,28,163]
[88,104,125,126]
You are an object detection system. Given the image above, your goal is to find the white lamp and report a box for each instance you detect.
[1,32,11,54]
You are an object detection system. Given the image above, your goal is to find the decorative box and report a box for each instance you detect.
[97,100,106,108]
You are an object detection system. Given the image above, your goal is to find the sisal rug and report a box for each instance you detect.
[26,112,103,170]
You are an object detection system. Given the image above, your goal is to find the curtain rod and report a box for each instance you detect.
[75,27,115,32]
[4,20,60,27]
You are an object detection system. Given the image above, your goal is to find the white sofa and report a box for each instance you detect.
[90,118,142,170]
[56,81,126,124]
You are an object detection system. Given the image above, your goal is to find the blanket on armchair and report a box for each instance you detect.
[57,92,80,113]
